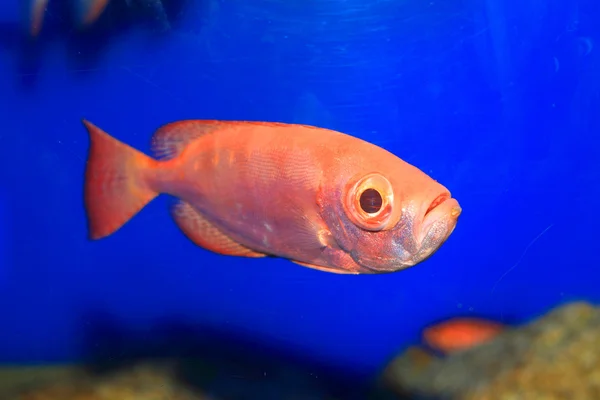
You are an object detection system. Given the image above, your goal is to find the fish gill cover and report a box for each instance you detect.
[0,0,598,393]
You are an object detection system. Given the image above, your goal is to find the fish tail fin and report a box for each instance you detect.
[82,119,159,240]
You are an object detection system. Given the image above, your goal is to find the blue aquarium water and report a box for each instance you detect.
[0,0,599,383]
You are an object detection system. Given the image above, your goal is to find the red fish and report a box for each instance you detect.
[82,119,461,274]
[423,318,505,354]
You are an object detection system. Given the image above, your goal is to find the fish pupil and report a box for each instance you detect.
[359,188,383,214]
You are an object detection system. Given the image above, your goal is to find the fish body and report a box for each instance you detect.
[423,318,505,354]
[83,119,461,274]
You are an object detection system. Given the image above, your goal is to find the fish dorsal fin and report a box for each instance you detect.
[150,120,224,161]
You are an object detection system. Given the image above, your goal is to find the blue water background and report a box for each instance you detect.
[0,0,599,380]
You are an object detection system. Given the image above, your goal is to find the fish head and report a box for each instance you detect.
[320,154,461,273]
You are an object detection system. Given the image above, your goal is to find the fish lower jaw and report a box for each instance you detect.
[417,209,459,253]
[410,219,457,265]
[354,256,418,274]
[420,197,460,233]
[410,246,437,265]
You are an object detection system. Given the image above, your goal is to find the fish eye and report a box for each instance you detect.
[359,188,383,214]
[344,173,396,231]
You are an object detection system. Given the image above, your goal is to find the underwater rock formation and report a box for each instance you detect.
[0,361,206,400]
[3,301,598,399]
[381,301,600,399]
[0,356,357,399]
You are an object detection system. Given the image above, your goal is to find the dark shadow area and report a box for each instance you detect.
[0,0,188,89]
[76,309,410,399]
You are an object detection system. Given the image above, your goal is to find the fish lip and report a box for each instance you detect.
[350,197,461,273]
[407,196,460,264]
[420,196,461,240]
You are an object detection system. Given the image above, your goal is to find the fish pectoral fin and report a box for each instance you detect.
[172,201,266,258]
[151,120,225,161]
[291,260,359,275]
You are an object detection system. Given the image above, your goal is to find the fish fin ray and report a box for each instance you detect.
[150,120,223,161]
[282,193,336,251]
[83,119,159,240]
[172,201,266,257]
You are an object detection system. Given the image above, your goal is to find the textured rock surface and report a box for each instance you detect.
[0,361,208,400]
[381,301,600,399]
[0,357,361,400]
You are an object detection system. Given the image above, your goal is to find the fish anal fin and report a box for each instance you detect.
[172,201,266,258]
[151,120,224,161]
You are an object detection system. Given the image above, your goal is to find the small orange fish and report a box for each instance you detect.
[82,119,461,274]
[28,0,111,37]
[77,0,111,26]
[29,0,49,37]
[423,318,505,354]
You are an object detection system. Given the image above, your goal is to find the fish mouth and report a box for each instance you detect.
[422,193,461,231]
[348,194,461,274]
[351,243,421,274]
[413,194,461,263]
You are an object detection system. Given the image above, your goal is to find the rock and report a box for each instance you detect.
[0,361,209,400]
[381,301,600,399]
